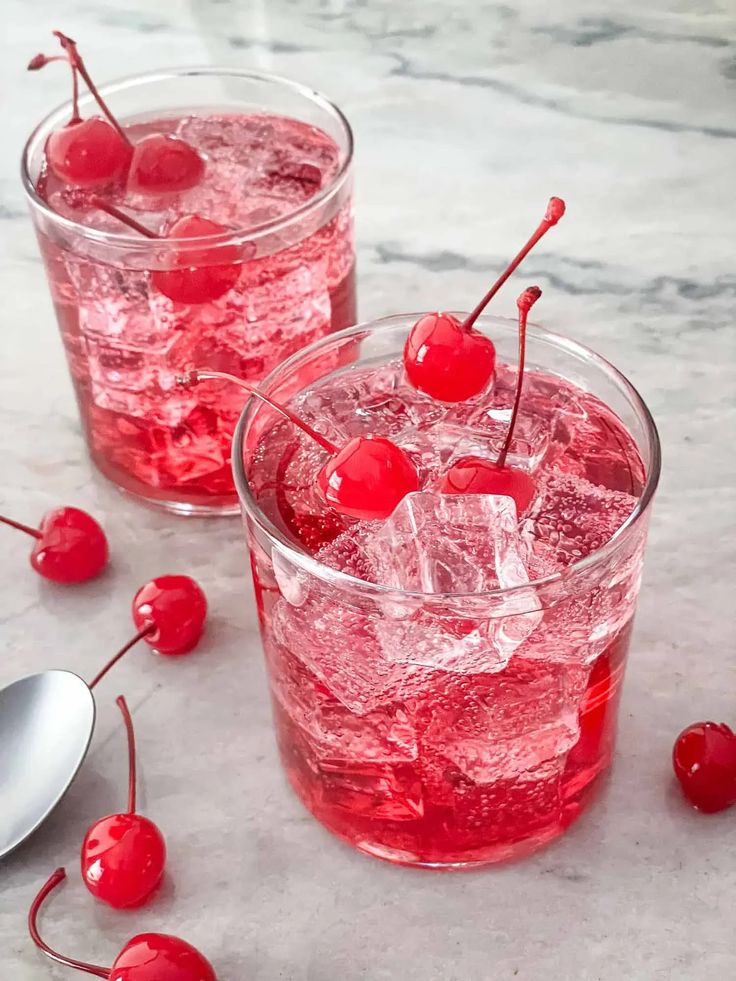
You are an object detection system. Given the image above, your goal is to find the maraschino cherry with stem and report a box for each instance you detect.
[0,507,108,584]
[673,721,736,814]
[29,868,217,980]
[71,578,206,907]
[30,30,203,194]
[89,199,241,304]
[404,197,565,402]
[29,33,132,188]
[440,285,542,514]
[81,696,166,909]
[87,575,208,693]
[179,369,419,521]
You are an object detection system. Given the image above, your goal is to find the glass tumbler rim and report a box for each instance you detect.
[20,65,354,254]
[233,312,662,603]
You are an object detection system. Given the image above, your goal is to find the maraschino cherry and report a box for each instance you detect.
[151,216,242,304]
[404,197,565,402]
[131,575,208,656]
[30,31,204,195]
[180,370,419,521]
[440,286,542,514]
[29,868,217,980]
[127,134,205,195]
[89,201,240,304]
[0,507,108,584]
[29,32,132,188]
[673,721,736,814]
[87,575,208,691]
[81,696,166,909]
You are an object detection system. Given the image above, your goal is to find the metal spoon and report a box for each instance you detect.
[0,670,95,859]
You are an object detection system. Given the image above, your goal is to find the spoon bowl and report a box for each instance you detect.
[0,670,95,859]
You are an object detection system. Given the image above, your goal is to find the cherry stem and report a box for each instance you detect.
[28,869,110,978]
[53,31,132,146]
[90,197,158,239]
[116,695,137,814]
[179,369,339,456]
[27,53,80,124]
[88,623,155,691]
[462,197,565,332]
[70,61,81,124]
[496,286,542,469]
[0,515,42,539]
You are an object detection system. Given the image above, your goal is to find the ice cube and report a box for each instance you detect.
[319,760,425,822]
[521,548,645,667]
[68,260,176,351]
[511,471,646,667]
[542,390,647,494]
[230,258,332,352]
[267,632,423,820]
[448,758,566,839]
[268,528,443,713]
[373,614,511,675]
[419,660,589,782]
[296,362,443,441]
[272,550,308,607]
[160,258,331,376]
[317,529,377,582]
[266,638,417,764]
[460,404,552,472]
[395,422,502,488]
[525,472,637,566]
[360,493,544,673]
[269,584,407,715]
[451,364,557,469]
[321,205,355,293]
[364,492,526,594]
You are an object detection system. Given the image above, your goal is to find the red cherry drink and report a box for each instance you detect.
[23,69,354,514]
[236,314,660,867]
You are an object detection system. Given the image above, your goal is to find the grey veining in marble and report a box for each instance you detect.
[1,1,735,979]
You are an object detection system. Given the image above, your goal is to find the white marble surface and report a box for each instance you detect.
[2,1,736,978]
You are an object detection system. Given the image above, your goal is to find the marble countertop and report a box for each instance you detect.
[2,1,735,978]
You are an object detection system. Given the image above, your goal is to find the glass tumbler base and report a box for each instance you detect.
[92,453,240,517]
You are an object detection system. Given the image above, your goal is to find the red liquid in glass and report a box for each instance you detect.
[37,113,355,511]
[248,360,648,866]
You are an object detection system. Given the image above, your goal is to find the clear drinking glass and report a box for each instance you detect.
[233,314,661,867]
[22,69,355,515]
